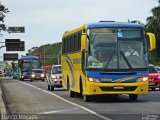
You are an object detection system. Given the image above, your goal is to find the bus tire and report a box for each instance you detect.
[70,90,75,98]
[51,86,54,91]
[83,94,91,102]
[76,78,83,97]
[129,94,138,101]
[66,78,69,91]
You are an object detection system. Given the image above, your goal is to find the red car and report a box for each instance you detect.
[149,65,160,91]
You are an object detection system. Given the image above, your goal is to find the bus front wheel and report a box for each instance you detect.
[70,90,75,98]
[129,94,138,101]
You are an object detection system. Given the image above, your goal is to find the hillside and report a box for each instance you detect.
[28,42,62,65]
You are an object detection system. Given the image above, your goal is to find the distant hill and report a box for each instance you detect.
[28,42,62,65]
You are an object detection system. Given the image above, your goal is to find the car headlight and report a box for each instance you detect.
[137,77,148,82]
[51,75,57,79]
[41,74,45,78]
[88,77,100,82]
[31,74,35,78]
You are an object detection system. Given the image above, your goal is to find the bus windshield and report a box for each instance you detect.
[87,28,148,70]
[22,60,41,71]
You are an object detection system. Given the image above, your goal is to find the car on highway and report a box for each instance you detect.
[148,64,160,91]
[3,71,12,77]
[30,69,45,82]
[155,66,160,72]
[47,65,62,91]
[12,70,19,79]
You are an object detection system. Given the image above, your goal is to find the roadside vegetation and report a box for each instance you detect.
[146,0,160,65]
[28,0,160,66]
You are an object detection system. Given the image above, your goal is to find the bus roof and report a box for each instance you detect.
[20,56,39,60]
[86,21,144,29]
[63,21,144,37]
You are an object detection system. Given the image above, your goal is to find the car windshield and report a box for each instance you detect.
[149,66,157,73]
[32,70,43,73]
[87,28,148,70]
[52,66,61,74]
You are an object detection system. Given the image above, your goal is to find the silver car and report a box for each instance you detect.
[30,69,45,82]
[47,65,62,91]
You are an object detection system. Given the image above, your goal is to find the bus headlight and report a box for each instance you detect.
[158,75,160,79]
[88,77,100,82]
[137,77,148,82]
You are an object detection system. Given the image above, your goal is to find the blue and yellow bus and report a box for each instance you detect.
[61,21,156,102]
[18,56,42,81]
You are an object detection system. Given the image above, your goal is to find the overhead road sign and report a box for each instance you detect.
[6,41,25,51]
[5,39,20,47]
[8,27,25,33]
[3,53,18,61]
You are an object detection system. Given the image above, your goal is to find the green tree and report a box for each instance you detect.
[146,0,160,60]
[28,42,62,65]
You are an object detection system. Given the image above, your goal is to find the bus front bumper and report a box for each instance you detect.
[84,82,148,95]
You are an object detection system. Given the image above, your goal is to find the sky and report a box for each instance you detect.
[0,0,158,61]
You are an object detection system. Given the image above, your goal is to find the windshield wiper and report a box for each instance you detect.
[120,51,132,69]
[104,50,115,69]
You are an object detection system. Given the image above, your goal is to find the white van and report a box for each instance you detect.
[47,65,62,91]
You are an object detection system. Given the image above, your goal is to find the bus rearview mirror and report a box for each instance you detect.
[147,32,156,51]
[81,33,87,51]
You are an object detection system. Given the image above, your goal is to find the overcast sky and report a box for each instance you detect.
[0,0,158,61]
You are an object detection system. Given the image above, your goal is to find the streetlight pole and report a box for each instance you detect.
[44,46,45,66]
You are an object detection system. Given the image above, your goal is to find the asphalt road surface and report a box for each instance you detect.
[0,77,160,120]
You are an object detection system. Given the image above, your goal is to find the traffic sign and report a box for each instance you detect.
[5,39,20,47]
[6,41,25,51]
[8,27,25,33]
[3,53,18,61]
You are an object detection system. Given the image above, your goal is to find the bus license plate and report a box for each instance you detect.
[114,86,124,89]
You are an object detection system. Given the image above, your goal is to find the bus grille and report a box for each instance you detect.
[100,86,137,92]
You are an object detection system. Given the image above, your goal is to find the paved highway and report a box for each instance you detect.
[0,77,160,120]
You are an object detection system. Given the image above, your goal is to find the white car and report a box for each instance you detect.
[47,65,62,91]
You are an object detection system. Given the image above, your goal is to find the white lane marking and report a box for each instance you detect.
[42,107,78,114]
[20,81,112,120]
